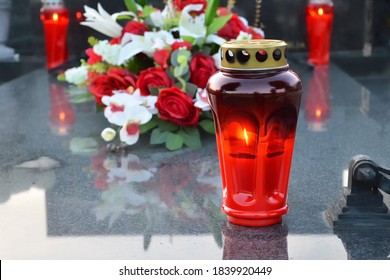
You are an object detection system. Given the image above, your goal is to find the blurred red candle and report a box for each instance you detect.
[40,0,69,69]
[306,0,334,65]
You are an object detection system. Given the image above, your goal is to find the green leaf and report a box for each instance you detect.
[207,14,232,35]
[165,132,184,150]
[157,119,179,132]
[69,92,95,104]
[205,0,220,26]
[116,15,133,21]
[199,119,215,134]
[138,0,148,7]
[181,36,195,44]
[140,5,155,18]
[57,73,66,82]
[139,119,157,133]
[96,103,105,113]
[150,128,169,145]
[87,36,99,47]
[178,128,201,149]
[185,83,198,98]
[124,0,138,14]
[174,65,189,78]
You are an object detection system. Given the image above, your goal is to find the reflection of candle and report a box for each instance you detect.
[49,83,75,135]
[40,0,69,69]
[306,0,334,64]
[305,65,331,131]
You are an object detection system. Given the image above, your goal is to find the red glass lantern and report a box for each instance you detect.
[306,0,334,65]
[207,40,302,226]
[40,0,69,69]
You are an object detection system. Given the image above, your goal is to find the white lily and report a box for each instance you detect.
[149,0,176,28]
[102,93,140,126]
[179,4,226,46]
[179,4,206,40]
[118,30,177,64]
[81,3,129,38]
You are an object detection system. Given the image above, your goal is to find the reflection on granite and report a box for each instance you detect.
[1,55,390,259]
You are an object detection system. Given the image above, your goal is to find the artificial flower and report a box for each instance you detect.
[64,65,88,85]
[136,67,174,96]
[155,87,200,127]
[61,0,264,150]
[189,53,217,88]
[101,128,117,142]
[88,68,137,104]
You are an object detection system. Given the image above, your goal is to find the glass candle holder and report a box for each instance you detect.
[40,0,69,69]
[206,40,302,226]
[306,0,334,65]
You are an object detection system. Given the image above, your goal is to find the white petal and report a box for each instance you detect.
[101,127,116,141]
[120,124,140,145]
[97,3,111,19]
[206,34,226,46]
[102,96,111,106]
[124,106,152,124]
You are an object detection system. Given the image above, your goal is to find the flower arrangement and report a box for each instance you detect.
[61,0,264,150]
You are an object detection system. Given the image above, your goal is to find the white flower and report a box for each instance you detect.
[101,93,152,145]
[118,30,177,64]
[93,40,121,65]
[64,65,88,85]
[80,3,124,38]
[101,127,116,142]
[236,31,252,41]
[102,93,139,126]
[119,105,152,145]
[194,88,211,111]
[179,4,206,40]
[150,0,176,27]
[106,154,154,183]
[129,89,158,114]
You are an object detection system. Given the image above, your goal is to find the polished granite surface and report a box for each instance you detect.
[0,54,389,260]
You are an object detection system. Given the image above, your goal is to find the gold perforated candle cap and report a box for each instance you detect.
[220,39,288,70]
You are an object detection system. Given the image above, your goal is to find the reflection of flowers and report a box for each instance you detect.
[91,150,222,229]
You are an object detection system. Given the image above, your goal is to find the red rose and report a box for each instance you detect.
[171,41,192,51]
[217,13,250,39]
[174,0,207,11]
[122,20,149,36]
[153,49,170,69]
[155,87,200,127]
[85,48,102,65]
[249,27,264,39]
[136,68,174,96]
[88,68,137,104]
[189,53,217,88]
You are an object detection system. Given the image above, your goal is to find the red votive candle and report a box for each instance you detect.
[40,0,69,69]
[306,0,334,65]
[207,40,302,226]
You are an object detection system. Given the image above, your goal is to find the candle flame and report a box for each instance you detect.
[53,13,59,21]
[243,128,249,146]
[76,11,83,20]
[59,111,66,122]
[315,109,322,118]
[318,8,324,16]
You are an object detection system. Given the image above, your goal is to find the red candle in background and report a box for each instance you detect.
[40,0,69,69]
[306,0,334,65]
[49,82,75,135]
[207,40,302,226]
[305,65,331,131]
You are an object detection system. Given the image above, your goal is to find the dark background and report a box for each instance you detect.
[6,0,390,60]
